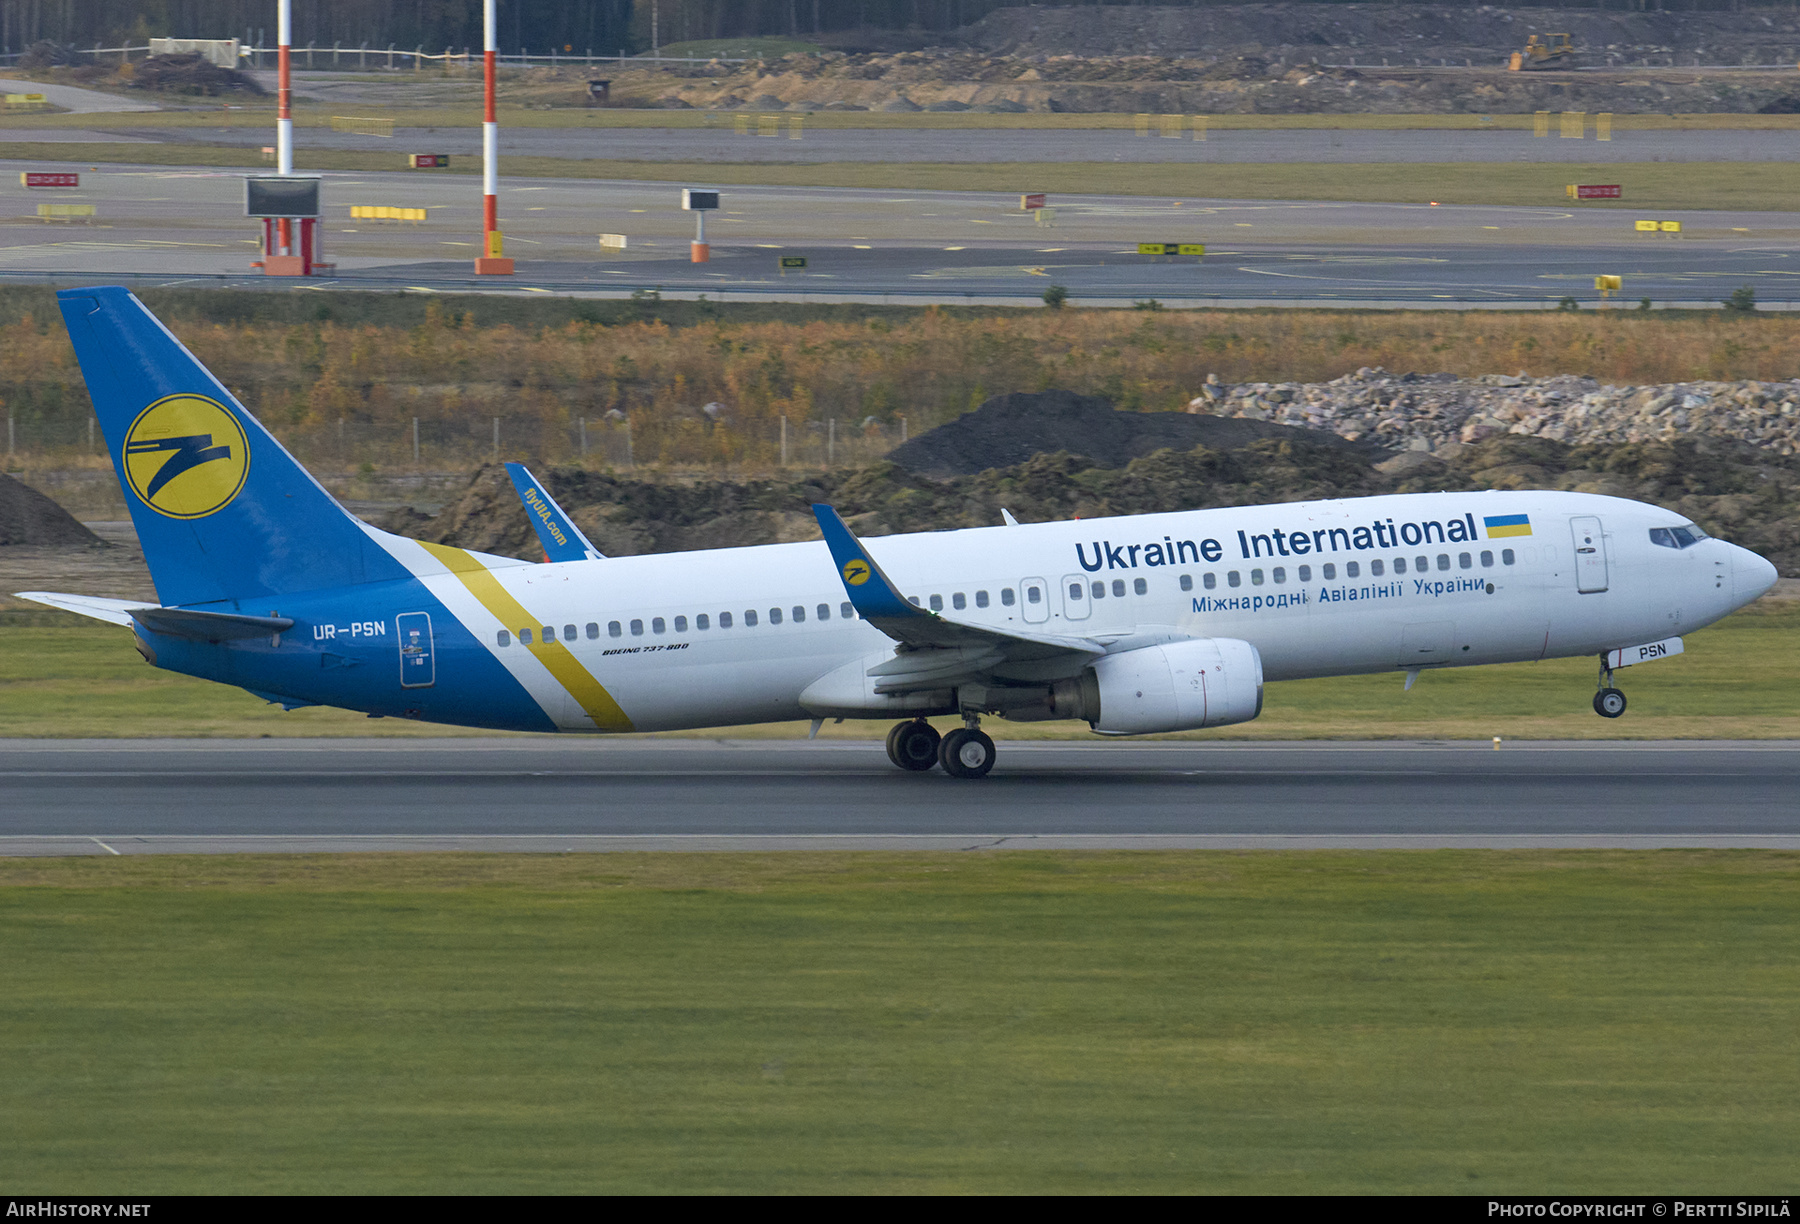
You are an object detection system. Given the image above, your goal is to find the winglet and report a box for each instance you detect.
[812,504,927,622]
[504,463,604,562]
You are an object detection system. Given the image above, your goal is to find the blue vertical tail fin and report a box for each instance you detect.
[504,462,605,562]
[58,286,411,606]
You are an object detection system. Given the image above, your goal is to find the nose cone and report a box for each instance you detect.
[1733,545,1779,603]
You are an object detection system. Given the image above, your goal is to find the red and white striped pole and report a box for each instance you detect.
[276,0,293,257]
[474,0,513,274]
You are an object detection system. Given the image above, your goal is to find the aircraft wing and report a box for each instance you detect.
[811,504,1102,692]
[504,462,604,562]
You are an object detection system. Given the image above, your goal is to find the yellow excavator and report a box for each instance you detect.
[1508,33,1576,71]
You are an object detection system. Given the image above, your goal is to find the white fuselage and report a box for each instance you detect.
[408,489,1775,732]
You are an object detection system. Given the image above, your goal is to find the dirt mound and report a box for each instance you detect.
[129,53,264,97]
[883,388,1365,477]
[0,473,104,548]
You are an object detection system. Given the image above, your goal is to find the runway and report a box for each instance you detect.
[3,160,1796,304]
[2,738,1795,854]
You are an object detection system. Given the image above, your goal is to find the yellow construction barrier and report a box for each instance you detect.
[756,114,780,137]
[1159,113,1184,138]
[1193,114,1207,142]
[1596,112,1612,142]
[1134,113,1151,136]
[734,113,748,135]
[331,116,395,137]
[1534,110,1550,137]
[38,203,95,223]
[1560,111,1585,138]
[788,114,803,139]
[349,205,426,223]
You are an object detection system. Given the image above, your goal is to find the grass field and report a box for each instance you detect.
[1,598,1792,740]
[1,850,1795,1193]
[4,144,1794,210]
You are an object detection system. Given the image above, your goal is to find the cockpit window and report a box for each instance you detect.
[1650,525,1706,550]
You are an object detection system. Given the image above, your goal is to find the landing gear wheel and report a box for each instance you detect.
[888,720,941,771]
[1594,687,1627,719]
[938,728,996,779]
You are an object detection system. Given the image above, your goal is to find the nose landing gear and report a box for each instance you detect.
[884,714,997,777]
[1593,657,1627,719]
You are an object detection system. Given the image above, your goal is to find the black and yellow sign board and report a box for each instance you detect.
[1137,243,1205,257]
[779,256,808,269]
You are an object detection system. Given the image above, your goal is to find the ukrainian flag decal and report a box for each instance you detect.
[1484,513,1532,539]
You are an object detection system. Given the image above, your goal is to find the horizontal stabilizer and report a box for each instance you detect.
[129,606,294,642]
[504,462,604,562]
[13,591,155,626]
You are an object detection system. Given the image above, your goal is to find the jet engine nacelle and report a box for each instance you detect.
[1049,638,1263,734]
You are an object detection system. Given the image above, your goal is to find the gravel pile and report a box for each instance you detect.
[1194,368,1800,458]
[0,472,104,548]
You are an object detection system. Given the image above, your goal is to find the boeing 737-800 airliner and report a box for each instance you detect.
[19,287,1779,777]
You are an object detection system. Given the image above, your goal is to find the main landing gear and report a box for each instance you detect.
[1593,657,1628,719]
[885,715,996,778]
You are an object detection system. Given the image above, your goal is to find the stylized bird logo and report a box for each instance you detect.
[125,433,233,501]
[842,558,871,586]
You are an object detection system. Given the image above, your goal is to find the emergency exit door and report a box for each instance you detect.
[397,612,435,687]
[1570,516,1608,593]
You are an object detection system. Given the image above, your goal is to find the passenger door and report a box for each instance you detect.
[397,612,435,688]
[1570,516,1608,593]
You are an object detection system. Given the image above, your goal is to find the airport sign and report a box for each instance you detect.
[22,172,78,188]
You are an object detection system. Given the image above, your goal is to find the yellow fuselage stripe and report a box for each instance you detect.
[418,541,634,731]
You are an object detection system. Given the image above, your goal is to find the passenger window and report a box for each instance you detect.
[817,603,830,621]
[1091,581,1105,599]
[1111,579,1125,597]
[929,594,943,612]
[744,610,757,626]
[1437,554,1450,571]
[1298,565,1311,582]
[1346,561,1360,578]
[542,626,554,642]
[1133,577,1147,595]
[1180,574,1193,591]
[697,614,710,630]
[1250,569,1264,586]
[1204,573,1217,589]
[585,623,599,640]
[1502,549,1515,566]
[1323,563,1336,580]
[952,592,966,610]
[1480,551,1494,568]
[519,627,533,644]
[608,621,622,638]
[1415,555,1428,572]
[1272,567,1286,584]
[563,624,577,641]
[674,616,688,632]
[1068,582,1083,601]
[792,606,804,623]
[908,596,920,607]
[975,590,989,608]
[1227,571,1241,588]
[840,602,854,619]
[1374,559,1387,577]
[1001,589,1016,606]
[1459,552,1472,569]
[652,617,666,634]
[497,630,511,647]
[720,611,733,628]
[1027,587,1041,604]
[769,608,782,625]
[630,619,643,636]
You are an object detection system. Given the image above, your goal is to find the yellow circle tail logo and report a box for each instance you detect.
[842,558,871,586]
[122,394,249,519]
